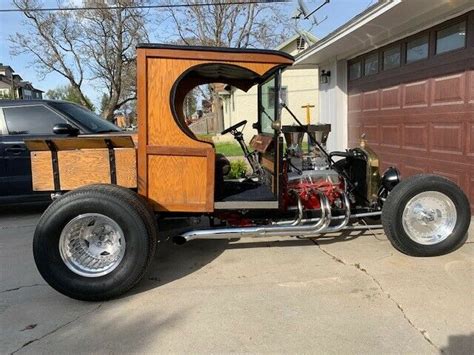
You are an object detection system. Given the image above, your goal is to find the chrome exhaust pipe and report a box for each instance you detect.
[173,193,381,244]
[174,193,332,244]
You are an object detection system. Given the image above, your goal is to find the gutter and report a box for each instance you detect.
[295,0,401,65]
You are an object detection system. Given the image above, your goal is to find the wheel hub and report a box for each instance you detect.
[59,213,126,277]
[402,191,457,245]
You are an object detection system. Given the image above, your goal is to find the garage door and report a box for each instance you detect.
[347,12,474,211]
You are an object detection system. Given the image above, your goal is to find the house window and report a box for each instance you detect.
[364,53,378,76]
[436,21,466,54]
[383,46,400,70]
[296,37,306,50]
[349,61,361,80]
[406,35,429,63]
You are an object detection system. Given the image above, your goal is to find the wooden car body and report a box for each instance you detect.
[26,44,294,213]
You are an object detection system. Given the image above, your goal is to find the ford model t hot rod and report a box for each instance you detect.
[27,44,470,301]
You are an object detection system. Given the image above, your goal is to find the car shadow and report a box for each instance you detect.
[130,225,381,296]
[0,201,50,215]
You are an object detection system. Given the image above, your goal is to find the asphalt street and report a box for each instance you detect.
[1,204,473,354]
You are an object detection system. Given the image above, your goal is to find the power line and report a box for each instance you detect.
[0,0,290,13]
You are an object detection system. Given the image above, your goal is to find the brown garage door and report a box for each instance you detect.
[347,12,474,211]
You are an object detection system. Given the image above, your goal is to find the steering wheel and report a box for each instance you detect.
[221,120,247,135]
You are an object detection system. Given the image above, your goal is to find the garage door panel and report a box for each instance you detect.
[348,123,361,146]
[360,124,379,144]
[432,73,466,106]
[362,90,379,112]
[469,71,474,103]
[468,123,474,157]
[348,93,362,112]
[403,124,428,151]
[403,80,429,108]
[404,164,428,176]
[380,124,401,148]
[381,86,401,110]
[429,123,464,154]
[430,164,468,192]
[470,178,474,212]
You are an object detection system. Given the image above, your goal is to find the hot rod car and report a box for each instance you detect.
[27,44,470,301]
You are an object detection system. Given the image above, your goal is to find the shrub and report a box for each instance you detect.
[228,159,248,179]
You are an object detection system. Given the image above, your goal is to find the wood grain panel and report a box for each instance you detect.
[430,123,463,154]
[58,149,110,190]
[381,86,400,110]
[138,46,290,212]
[30,151,54,191]
[403,124,428,151]
[404,164,427,176]
[261,156,274,173]
[403,80,429,108]
[469,70,474,103]
[115,148,137,188]
[348,94,362,112]
[147,155,210,211]
[380,125,400,148]
[362,90,379,111]
[362,124,379,144]
[432,73,465,106]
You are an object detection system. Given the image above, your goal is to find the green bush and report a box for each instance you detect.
[227,159,248,179]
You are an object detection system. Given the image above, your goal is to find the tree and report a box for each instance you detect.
[79,0,148,121]
[164,0,292,49]
[10,0,148,120]
[10,0,91,109]
[163,0,293,131]
[184,89,198,118]
[46,85,95,110]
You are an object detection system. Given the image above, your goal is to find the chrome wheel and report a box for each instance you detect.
[402,191,457,245]
[59,213,126,277]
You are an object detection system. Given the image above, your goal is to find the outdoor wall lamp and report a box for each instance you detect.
[320,70,331,84]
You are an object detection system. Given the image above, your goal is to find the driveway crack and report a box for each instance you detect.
[1,284,47,293]
[311,239,440,352]
[10,304,103,355]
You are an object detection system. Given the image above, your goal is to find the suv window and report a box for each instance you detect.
[49,102,121,133]
[3,105,66,135]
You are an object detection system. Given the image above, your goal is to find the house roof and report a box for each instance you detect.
[296,0,474,65]
[274,31,319,51]
[0,64,14,72]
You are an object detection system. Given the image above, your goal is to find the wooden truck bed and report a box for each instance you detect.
[25,136,137,192]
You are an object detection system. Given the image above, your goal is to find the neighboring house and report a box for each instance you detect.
[221,33,319,142]
[295,0,473,211]
[0,63,43,100]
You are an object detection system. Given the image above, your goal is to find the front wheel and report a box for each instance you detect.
[33,184,157,301]
[382,174,470,256]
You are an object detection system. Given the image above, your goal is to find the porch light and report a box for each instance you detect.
[320,70,331,84]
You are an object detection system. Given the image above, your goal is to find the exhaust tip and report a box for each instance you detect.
[172,236,187,245]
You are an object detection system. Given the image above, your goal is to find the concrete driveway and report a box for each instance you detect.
[1,205,473,354]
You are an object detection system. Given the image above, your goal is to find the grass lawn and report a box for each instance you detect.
[215,142,244,157]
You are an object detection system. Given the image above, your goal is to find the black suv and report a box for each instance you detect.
[0,100,121,203]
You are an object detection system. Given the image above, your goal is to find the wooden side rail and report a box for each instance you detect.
[25,136,137,192]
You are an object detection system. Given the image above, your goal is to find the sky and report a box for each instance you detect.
[0,0,372,108]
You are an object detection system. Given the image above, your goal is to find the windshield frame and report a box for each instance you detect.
[257,69,281,136]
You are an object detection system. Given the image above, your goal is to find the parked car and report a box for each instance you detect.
[0,100,121,204]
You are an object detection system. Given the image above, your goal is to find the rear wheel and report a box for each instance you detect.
[33,184,157,301]
[382,175,470,256]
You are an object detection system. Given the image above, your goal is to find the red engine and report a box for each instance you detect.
[284,170,345,210]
